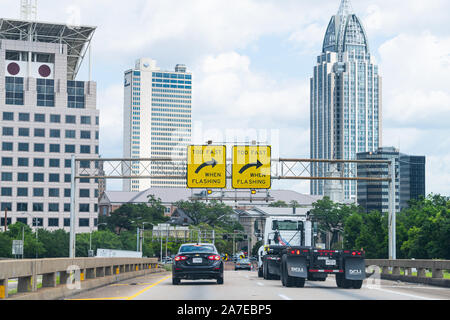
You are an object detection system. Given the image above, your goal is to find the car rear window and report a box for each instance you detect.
[179,245,216,253]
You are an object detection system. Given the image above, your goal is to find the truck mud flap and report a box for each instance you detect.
[267,259,281,276]
[286,256,308,278]
[344,258,366,280]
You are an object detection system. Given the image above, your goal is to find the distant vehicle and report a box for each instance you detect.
[161,257,173,264]
[235,258,252,271]
[96,248,142,258]
[172,243,224,285]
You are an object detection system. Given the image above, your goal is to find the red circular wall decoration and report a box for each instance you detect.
[7,62,20,75]
[38,64,51,78]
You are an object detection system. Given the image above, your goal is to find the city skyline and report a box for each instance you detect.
[0,0,448,196]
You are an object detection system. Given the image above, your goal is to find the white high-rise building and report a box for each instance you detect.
[310,0,382,200]
[123,58,192,191]
[0,18,99,232]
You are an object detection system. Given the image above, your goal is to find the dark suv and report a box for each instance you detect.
[172,243,224,285]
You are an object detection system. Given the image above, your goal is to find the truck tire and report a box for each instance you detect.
[336,274,351,288]
[295,277,305,288]
[258,267,263,278]
[172,277,180,285]
[352,280,363,289]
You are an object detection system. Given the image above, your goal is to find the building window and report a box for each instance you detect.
[49,159,60,168]
[16,218,27,224]
[65,144,75,153]
[48,203,59,212]
[64,204,70,212]
[17,172,28,182]
[34,143,45,152]
[1,203,12,211]
[48,188,59,197]
[37,79,55,107]
[17,203,28,211]
[1,172,13,181]
[33,158,45,167]
[5,77,24,105]
[80,116,91,124]
[80,131,91,139]
[2,127,13,136]
[33,188,44,197]
[65,130,76,138]
[80,145,90,154]
[1,187,12,196]
[33,173,44,182]
[32,203,44,212]
[79,218,90,227]
[50,114,61,123]
[2,142,13,151]
[64,189,71,197]
[18,128,30,136]
[18,113,30,121]
[79,189,90,198]
[48,218,59,227]
[2,112,14,121]
[65,115,76,124]
[18,143,29,152]
[67,80,85,109]
[50,129,60,138]
[18,158,29,166]
[34,128,45,137]
[64,218,70,227]
[17,188,28,197]
[1,157,13,166]
[34,113,46,122]
[49,144,60,153]
[79,204,90,212]
[49,173,60,182]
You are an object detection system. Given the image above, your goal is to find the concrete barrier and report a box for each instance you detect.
[365,259,450,288]
[0,257,161,300]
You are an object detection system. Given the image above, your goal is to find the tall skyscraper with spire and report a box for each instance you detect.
[310,0,382,200]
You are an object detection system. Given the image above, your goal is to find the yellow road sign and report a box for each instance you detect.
[187,145,227,189]
[232,145,271,189]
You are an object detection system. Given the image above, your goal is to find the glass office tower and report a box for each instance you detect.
[123,59,192,191]
[310,0,382,200]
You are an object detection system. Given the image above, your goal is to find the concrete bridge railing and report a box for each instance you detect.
[0,257,160,299]
[365,259,450,287]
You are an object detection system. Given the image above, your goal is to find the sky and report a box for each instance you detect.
[1,0,449,195]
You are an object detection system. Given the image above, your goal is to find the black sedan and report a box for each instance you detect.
[172,243,224,285]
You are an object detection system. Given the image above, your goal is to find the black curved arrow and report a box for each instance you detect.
[195,159,218,173]
[239,159,263,174]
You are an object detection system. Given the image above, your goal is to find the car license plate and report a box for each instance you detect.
[192,258,202,264]
[325,259,336,266]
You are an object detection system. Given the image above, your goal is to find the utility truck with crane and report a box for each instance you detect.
[257,210,366,288]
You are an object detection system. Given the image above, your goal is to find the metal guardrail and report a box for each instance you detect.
[0,257,159,299]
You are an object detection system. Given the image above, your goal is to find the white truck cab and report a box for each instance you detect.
[257,216,312,274]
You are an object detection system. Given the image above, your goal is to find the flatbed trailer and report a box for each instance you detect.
[262,245,366,288]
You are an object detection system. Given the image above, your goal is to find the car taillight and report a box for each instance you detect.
[208,255,221,261]
[174,255,187,261]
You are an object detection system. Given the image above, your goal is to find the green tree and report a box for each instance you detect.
[398,194,450,259]
[99,195,169,235]
[310,197,357,249]
[268,200,289,208]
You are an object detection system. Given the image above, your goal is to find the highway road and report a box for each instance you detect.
[66,269,450,301]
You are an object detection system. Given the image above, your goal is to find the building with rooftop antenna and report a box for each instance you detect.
[0,4,99,232]
[310,0,382,200]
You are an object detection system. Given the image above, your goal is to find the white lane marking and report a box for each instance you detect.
[371,287,440,300]
[278,294,292,300]
[257,282,264,286]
